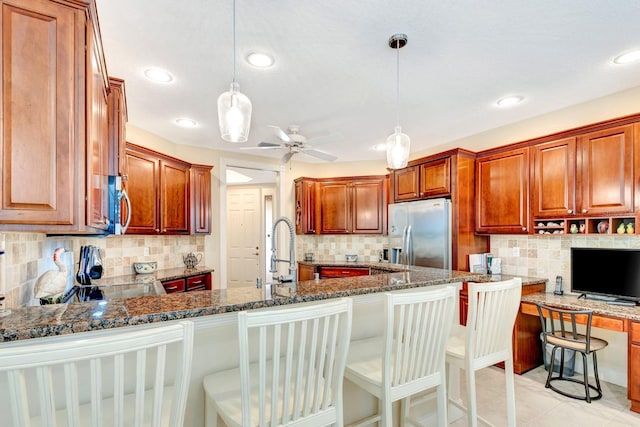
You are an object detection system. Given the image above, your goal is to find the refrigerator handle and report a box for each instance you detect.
[405,225,413,267]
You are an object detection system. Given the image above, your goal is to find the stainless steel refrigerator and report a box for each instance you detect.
[388,198,452,269]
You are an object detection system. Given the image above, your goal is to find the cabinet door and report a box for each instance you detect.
[318,267,369,278]
[298,263,316,281]
[85,21,109,231]
[476,148,530,234]
[393,166,419,202]
[186,273,211,291]
[295,179,316,234]
[578,125,634,215]
[108,77,127,176]
[419,158,450,198]
[318,181,350,234]
[160,159,190,234]
[190,165,212,234]
[162,278,185,294]
[531,137,576,218]
[125,149,159,234]
[351,179,385,234]
[0,0,77,226]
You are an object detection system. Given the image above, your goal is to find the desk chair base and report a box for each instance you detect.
[546,347,603,403]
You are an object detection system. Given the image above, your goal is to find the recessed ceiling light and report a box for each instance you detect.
[246,52,274,68]
[496,95,524,108]
[371,143,387,151]
[144,67,174,83]
[175,118,197,128]
[613,49,640,65]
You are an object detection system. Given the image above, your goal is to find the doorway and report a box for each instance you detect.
[223,164,279,288]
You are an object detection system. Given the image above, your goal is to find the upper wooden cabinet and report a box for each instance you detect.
[125,143,210,235]
[190,165,213,234]
[0,0,108,232]
[392,158,451,202]
[295,175,387,235]
[532,125,634,220]
[108,77,128,176]
[295,178,316,234]
[578,125,634,216]
[476,148,530,234]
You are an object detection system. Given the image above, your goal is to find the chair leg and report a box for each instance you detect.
[581,352,591,403]
[399,397,409,427]
[545,347,556,388]
[504,357,517,427]
[381,395,393,427]
[466,368,478,427]
[436,381,448,427]
[592,352,603,395]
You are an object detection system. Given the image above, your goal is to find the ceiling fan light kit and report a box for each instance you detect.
[386,33,411,170]
[217,0,252,143]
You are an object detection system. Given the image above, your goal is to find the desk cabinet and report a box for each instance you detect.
[161,272,211,294]
[318,266,369,279]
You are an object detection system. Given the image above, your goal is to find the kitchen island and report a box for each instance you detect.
[0,266,546,426]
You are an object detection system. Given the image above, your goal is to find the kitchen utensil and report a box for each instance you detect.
[133,261,158,274]
[183,252,202,269]
[88,246,103,279]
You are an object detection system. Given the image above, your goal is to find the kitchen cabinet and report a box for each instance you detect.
[190,165,213,234]
[125,143,211,235]
[629,321,640,412]
[318,176,387,234]
[161,272,211,294]
[298,263,316,281]
[125,144,189,235]
[295,178,316,234]
[392,157,451,202]
[318,266,369,278]
[0,0,109,233]
[108,77,128,176]
[476,147,530,234]
[532,124,634,220]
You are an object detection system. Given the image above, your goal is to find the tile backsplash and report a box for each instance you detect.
[490,234,640,291]
[297,235,387,262]
[1,232,205,308]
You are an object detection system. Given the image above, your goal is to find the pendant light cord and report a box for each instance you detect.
[232,0,237,83]
[395,43,400,128]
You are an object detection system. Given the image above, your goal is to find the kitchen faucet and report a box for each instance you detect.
[269,216,297,292]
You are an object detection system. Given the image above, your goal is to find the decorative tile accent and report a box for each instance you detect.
[296,235,387,263]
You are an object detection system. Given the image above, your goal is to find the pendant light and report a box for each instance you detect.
[217,0,252,143]
[386,33,410,169]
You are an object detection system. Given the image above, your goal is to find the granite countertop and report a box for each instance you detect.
[0,266,543,342]
[522,292,640,321]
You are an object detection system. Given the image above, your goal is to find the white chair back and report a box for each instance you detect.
[238,298,352,427]
[384,286,457,396]
[0,321,194,427]
[466,278,522,369]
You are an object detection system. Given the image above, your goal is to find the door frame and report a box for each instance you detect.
[219,158,285,289]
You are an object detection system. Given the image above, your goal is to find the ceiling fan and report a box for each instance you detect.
[241,125,338,164]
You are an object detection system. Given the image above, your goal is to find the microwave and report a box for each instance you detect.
[108,176,131,235]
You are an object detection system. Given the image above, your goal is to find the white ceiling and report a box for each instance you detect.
[96,0,640,164]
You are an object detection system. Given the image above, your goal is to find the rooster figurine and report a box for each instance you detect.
[34,248,69,300]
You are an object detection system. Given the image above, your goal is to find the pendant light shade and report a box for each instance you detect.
[386,33,410,169]
[217,82,252,142]
[218,0,252,143]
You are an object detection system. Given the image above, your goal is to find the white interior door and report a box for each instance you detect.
[227,187,261,287]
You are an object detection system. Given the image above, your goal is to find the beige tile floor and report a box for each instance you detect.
[446,366,640,426]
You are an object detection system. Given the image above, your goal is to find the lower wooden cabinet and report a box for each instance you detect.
[298,263,315,281]
[629,321,640,412]
[318,266,369,279]
[161,272,211,294]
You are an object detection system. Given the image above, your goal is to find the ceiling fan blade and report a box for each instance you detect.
[239,145,281,150]
[302,149,337,162]
[281,151,295,164]
[268,125,291,143]
[258,141,282,148]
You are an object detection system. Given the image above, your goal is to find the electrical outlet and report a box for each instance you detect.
[512,246,520,257]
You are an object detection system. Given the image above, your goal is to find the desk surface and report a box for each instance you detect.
[522,292,640,322]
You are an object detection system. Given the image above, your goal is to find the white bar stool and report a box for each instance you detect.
[203,298,353,427]
[344,286,457,427]
[446,278,522,427]
[0,320,194,427]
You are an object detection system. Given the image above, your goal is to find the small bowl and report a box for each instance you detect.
[345,254,358,262]
[133,261,157,274]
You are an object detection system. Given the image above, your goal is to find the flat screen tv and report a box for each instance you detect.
[571,247,640,303]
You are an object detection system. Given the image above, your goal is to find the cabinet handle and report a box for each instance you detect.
[567,209,573,214]
[582,209,588,213]
[155,229,160,232]
[522,227,527,231]
[165,286,179,291]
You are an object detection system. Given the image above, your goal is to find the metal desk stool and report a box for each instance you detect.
[536,303,608,402]
[0,321,194,427]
